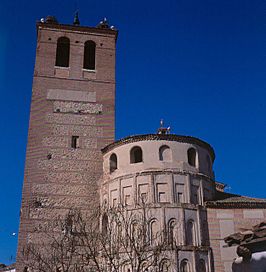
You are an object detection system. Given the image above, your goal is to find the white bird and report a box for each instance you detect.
[11,232,16,236]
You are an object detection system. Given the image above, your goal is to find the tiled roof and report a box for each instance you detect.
[0,263,15,271]
[206,191,266,209]
[224,221,266,248]
[101,134,215,160]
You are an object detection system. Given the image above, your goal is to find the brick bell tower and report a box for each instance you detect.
[16,15,117,271]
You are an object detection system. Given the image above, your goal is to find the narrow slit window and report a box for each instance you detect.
[71,136,79,149]
[83,40,96,70]
[55,37,70,67]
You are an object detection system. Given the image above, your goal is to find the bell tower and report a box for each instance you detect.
[16,15,117,271]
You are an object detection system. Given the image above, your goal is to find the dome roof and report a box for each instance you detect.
[102,134,215,161]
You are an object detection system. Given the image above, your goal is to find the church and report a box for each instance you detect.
[16,15,266,272]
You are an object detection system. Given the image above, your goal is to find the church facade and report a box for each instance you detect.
[16,16,266,272]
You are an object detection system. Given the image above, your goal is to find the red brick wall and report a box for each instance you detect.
[16,23,117,271]
[207,207,266,272]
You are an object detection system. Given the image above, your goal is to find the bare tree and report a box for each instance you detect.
[23,203,177,272]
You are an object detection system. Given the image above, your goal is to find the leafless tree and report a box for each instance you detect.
[23,202,177,272]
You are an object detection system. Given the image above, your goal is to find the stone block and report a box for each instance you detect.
[243,210,264,219]
[53,101,102,114]
[46,113,96,126]
[47,89,96,102]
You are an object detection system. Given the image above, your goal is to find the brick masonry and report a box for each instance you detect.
[207,207,266,272]
[16,22,117,272]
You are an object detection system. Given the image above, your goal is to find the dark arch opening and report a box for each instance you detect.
[102,213,108,235]
[180,259,190,272]
[83,40,96,70]
[130,146,143,163]
[109,153,118,173]
[187,148,197,167]
[186,219,195,245]
[159,145,172,161]
[168,219,177,246]
[199,259,206,272]
[55,37,70,67]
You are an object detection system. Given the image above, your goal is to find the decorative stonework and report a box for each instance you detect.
[53,101,103,114]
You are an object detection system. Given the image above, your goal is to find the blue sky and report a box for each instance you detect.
[0,0,265,265]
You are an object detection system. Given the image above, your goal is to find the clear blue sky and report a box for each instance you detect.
[0,0,265,265]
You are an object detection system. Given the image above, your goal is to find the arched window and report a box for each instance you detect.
[186,219,196,245]
[109,153,118,173]
[159,259,170,272]
[180,259,190,272]
[187,148,197,167]
[150,219,158,245]
[199,259,207,272]
[159,145,172,161]
[102,213,108,235]
[83,40,96,70]
[131,221,139,240]
[168,219,177,246]
[130,146,143,163]
[123,263,131,272]
[55,37,70,67]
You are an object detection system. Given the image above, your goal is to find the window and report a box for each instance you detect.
[180,259,190,272]
[186,220,196,245]
[199,259,207,272]
[187,148,197,167]
[102,213,108,235]
[109,153,118,173]
[55,37,70,67]
[168,219,177,246]
[160,260,170,272]
[71,136,79,149]
[150,219,158,245]
[83,40,96,70]
[131,222,139,240]
[130,146,143,163]
[159,145,172,161]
